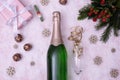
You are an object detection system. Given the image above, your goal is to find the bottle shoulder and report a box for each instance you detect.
[47,44,67,56]
[48,44,66,50]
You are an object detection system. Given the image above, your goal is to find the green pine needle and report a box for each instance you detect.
[91,0,100,2]
[78,5,91,20]
[77,0,120,42]
[115,0,120,8]
[100,25,112,42]
[95,21,108,30]
[111,9,120,36]
[113,26,119,36]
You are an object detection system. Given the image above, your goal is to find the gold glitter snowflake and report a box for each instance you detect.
[40,0,49,6]
[42,28,51,37]
[6,66,16,76]
[110,69,119,78]
[94,56,103,65]
[89,35,98,44]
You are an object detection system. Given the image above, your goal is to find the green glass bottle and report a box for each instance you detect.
[47,11,67,80]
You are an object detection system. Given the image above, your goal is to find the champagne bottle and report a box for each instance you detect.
[47,11,67,80]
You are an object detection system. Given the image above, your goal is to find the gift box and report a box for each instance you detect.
[0,0,33,29]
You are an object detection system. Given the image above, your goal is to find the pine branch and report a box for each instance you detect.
[107,0,117,4]
[113,26,119,36]
[112,9,120,36]
[118,19,120,29]
[78,5,91,20]
[77,0,120,42]
[100,25,112,42]
[115,0,120,8]
[95,21,108,30]
[92,2,102,7]
[100,8,120,42]
[91,0,100,2]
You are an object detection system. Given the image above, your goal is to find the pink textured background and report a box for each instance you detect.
[0,0,120,80]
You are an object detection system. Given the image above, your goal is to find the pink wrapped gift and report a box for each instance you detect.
[0,0,32,29]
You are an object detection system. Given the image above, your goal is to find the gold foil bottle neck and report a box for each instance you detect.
[51,11,63,46]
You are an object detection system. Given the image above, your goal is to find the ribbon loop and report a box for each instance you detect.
[0,0,32,35]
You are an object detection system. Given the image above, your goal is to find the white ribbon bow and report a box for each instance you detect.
[0,0,32,35]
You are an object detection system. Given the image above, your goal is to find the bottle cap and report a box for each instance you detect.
[53,11,61,21]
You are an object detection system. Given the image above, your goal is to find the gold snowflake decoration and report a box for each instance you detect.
[42,28,51,37]
[6,66,16,76]
[89,35,98,44]
[94,56,103,65]
[40,0,49,6]
[110,69,119,78]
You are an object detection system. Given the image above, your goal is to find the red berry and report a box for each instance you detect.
[105,10,107,13]
[94,11,98,15]
[97,15,102,18]
[88,12,92,16]
[100,10,106,16]
[93,18,97,22]
[102,18,106,22]
[106,14,110,18]
[100,0,105,5]
[100,11,104,15]
[90,8,94,11]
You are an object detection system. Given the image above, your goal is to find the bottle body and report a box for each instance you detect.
[47,44,67,80]
[47,11,67,80]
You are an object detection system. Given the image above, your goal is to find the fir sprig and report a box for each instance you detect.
[78,0,120,42]
[100,25,112,42]
[78,5,91,20]
[95,21,108,30]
